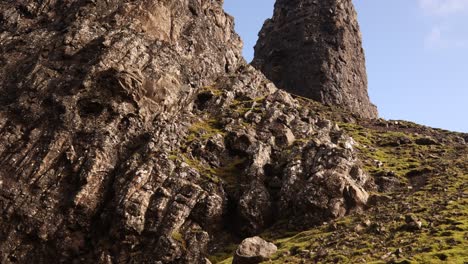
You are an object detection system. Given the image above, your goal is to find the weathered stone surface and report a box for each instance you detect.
[0,0,242,263]
[253,0,378,119]
[194,66,371,233]
[232,236,277,264]
[0,1,372,263]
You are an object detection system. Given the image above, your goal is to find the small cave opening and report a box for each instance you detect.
[78,98,105,117]
[194,91,213,110]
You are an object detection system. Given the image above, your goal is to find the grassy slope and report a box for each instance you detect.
[200,94,468,264]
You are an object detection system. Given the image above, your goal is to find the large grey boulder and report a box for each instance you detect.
[233,236,278,264]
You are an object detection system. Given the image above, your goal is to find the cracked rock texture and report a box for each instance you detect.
[253,0,378,119]
[0,0,372,263]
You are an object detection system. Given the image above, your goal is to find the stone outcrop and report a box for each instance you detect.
[0,0,372,263]
[0,1,242,263]
[252,0,378,119]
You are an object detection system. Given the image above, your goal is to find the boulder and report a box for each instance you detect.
[403,214,423,231]
[415,137,438,146]
[233,237,278,264]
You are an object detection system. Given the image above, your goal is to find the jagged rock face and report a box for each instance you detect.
[252,0,378,119]
[0,1,370,263]
[0,0,241,263]
[193,68,370,237]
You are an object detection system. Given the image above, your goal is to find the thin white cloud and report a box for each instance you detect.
[419,0,468,16]
[424,25,468,50]
[419,0,468,49]
[424,26,443,49]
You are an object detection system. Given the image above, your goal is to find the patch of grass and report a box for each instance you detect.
[172,231,187,250]
[338,122,442,183]
[172,152,248,188]
[228,96,266,116]
[213,156,247,192]
[202,85,223,97]
[186,119,225,142]
[208,243,238,264]
[168,154,178,161]
[180,153,220,183]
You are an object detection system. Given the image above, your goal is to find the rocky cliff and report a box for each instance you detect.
[0,1,466,264]
[252,0,378,119]
[0,1,371,263]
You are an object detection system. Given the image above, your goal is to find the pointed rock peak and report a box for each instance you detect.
[252,0,378,119]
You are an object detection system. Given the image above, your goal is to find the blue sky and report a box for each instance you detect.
[224,0,468,132]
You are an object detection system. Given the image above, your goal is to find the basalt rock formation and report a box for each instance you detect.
[0,1,371,263]
[252,0,378,119]
[1,1,465,264]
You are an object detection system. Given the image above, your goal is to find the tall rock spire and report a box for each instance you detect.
[252,0,378,118]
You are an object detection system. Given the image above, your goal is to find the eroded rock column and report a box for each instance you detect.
[253,0,378,118]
